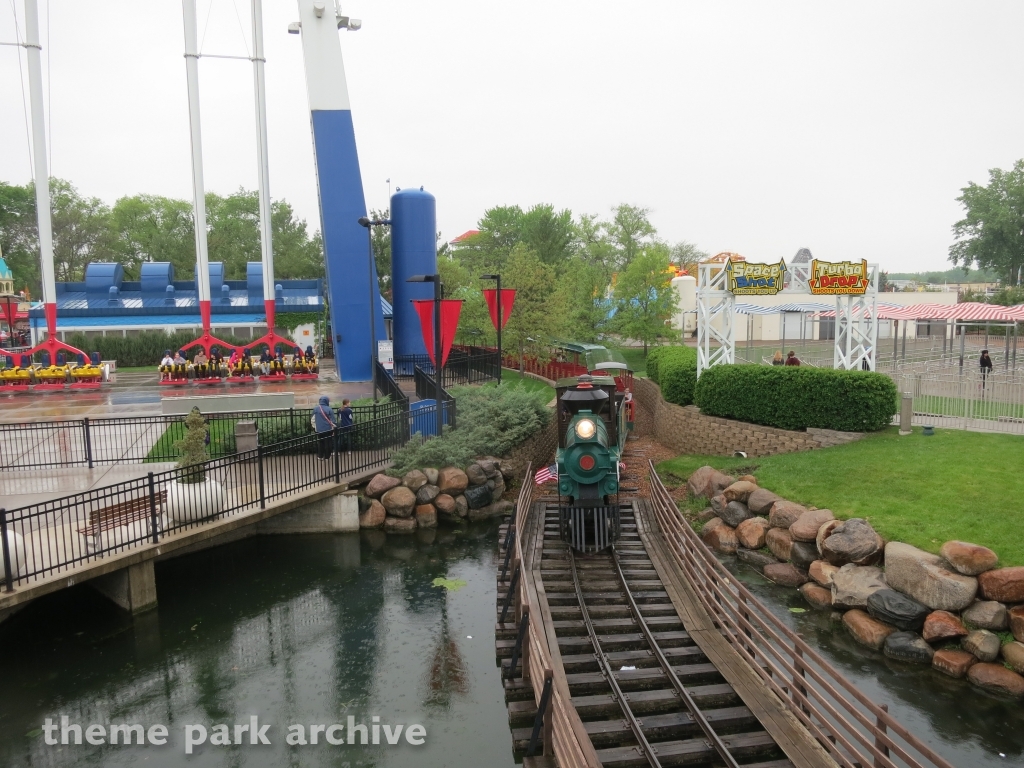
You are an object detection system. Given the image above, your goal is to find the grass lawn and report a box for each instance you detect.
[656,426,1024,566]
[614,346,649,377]
[144,418,238,463]
[499,369,556,402]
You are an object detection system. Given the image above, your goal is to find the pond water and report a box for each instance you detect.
[722,557,1024,768]
[0,525,516,768]
[2,522,1021,768]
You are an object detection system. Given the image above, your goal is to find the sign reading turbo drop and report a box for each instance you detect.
[809,259,870,295]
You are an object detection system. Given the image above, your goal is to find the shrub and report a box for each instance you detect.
[174,407,210,483]
[693,365,898,432]
[647,346,698,406]
[389,385,551,475]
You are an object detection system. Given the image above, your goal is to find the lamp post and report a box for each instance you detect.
[481,273,501,384]
[358,216,391,400]
[407,274,444,436]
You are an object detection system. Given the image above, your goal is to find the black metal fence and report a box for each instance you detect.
[0,401,406,471]
[396,346,500,388]
[413,365,457,430]
[0,410,407,589]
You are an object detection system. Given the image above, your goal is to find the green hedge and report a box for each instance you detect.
[647,346,698,406]
[693,365,898,432]
[62,331,295,368]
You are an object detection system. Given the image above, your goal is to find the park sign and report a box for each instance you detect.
[725,258,786,295]
[809,259,870,295]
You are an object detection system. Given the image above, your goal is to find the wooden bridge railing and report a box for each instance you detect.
[507,465,600,767]
[646,461,957,768]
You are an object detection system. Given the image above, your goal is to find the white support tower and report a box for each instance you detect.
[696,262,735,377]
[251,0,275,309]
[834,264,879,371]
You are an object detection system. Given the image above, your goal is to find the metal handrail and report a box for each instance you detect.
[646,462,956,768]
[506,467,599,767]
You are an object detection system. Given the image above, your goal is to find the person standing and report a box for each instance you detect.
[314,395,338,461]
[338,398,354,454]
[980,349,993,390]
[785,350,801,366]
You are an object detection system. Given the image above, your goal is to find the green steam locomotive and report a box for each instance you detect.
[555,371,633,553]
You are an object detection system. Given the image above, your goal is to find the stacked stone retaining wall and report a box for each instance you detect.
[632,376,861,457]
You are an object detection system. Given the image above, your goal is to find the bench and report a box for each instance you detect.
[78,491,167,553]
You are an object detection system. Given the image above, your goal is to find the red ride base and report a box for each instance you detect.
[290,373,319,381]
[160,378,190,387]
[195,377,223,386]
[33,382,67,391]
[227,375,255,385]
[259,373,287,382]
[69,380,102,390]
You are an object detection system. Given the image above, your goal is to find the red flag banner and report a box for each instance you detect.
[412,299,464,368]
[482,288,516,331]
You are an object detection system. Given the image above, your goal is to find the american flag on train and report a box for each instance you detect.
[534,464,557,484]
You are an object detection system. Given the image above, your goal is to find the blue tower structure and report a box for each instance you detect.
[390,187,438,360]
[294,1,385,381]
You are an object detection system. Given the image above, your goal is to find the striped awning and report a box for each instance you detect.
[898,302,1019,321]
[734,302,834,315]
[817,303,922,320]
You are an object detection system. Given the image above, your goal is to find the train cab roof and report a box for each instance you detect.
[584,348,629,373]
[555,374,617,389]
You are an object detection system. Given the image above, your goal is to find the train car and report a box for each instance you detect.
[554,372,633,553]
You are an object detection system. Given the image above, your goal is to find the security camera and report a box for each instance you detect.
[313,2,325,18]
[287,21,301,34]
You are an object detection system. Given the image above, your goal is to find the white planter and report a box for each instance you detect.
[167,478,225,524]
[3,529,26,580]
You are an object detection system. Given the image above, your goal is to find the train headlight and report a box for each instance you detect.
[575,418,596,440]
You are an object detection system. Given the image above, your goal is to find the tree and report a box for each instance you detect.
[611,242,678,356]
[49,179,113,282]
[574,212,617,278]
[271,199,324,280]
[0,181,40,296]
[950,159,1024,286]
[552,257,608,343]
[502,244,558,363]
[669,240,708,275]
[368,207,391,298]
[109,194,194,278]
[518,204,577,268]
[607,204,656,269]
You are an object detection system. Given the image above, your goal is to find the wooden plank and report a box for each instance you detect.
[635,499,839,768]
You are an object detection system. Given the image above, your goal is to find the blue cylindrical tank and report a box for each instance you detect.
[390,187,438,360]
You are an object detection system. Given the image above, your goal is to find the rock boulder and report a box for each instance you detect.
[763,563,808,587]
[723,480,757,504]
[932,649,977,679]
[883,542,978,611]
[766,528,793,562]
[967,664,1024,700]
[1010,605,1024,643]
[454,495,469,518]
[465,463,489,486]
[939,540,998,576]
[434,494,457,516]
[423,468,439,486]
[769,501,807,530]
[820,518,883,566]
[831,564,887,610]
[883,632,934,664]
[366,473,401,499]
[809,560,839,588]
[736,517,770,549]
[963,600,1008,631]
[438,467,469,495]
[402,469,428,491]
[800,582,833,610]
[977,566,1024,603]
[866,589,930,632]
[747,488,781,515]
[720,501,753,528]
[415,505,438,529]
[963,629,1001,663]
[416,484,440,505]
[1002,641,1024,675]
[710,494,728,516]
[737,549,778,572]
[789,541,819,571]
[815,519,841,555]
[790,509,835,542]
[921,611,968,643]
[843,609,896,651]
[468,499,514,522]
[463,484,493,510]
[703,522,738,555]
[359,499,386,529]
[381,486,416,518]
[686,466,719,498]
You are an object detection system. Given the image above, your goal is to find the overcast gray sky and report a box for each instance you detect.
[2,1,1023,273]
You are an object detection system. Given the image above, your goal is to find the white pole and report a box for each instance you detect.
[251,0,277,336]
[24,0,55,307]
[182,0,212,313]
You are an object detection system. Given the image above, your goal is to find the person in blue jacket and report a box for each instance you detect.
[313,395,337,460]
[338,398,354,453]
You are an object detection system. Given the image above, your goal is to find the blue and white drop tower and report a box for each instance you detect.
[292,1,392,382]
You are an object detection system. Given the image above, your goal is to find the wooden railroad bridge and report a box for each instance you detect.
[494,452,956,768]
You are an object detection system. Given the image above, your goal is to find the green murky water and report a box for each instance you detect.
[0,526,516,768]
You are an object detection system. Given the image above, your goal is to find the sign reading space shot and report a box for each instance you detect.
[725,259,786,295]
[809,259,870,295]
